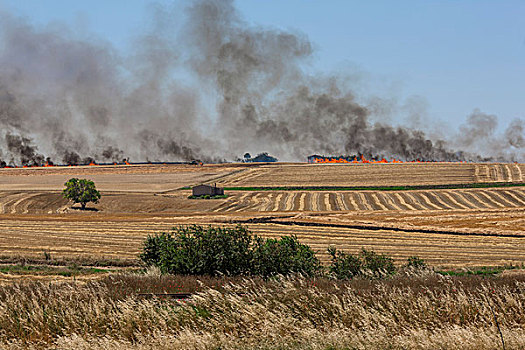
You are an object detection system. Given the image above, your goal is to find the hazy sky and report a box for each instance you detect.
[1,0,524,130]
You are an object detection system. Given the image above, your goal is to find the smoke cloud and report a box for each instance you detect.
[0,0,522,165]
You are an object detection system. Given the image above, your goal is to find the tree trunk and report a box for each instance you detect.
[81,202,86,210]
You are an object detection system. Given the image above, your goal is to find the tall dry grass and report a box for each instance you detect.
[2,271,525,349]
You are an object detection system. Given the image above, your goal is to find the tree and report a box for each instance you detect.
[62,178,101,210]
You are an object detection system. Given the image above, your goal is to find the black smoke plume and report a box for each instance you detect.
[5,133,44,166]
[0,0,522,165]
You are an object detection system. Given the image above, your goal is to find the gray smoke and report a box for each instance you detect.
[0,0,522,165]
[5,133,44,166]
[454,109,525,162]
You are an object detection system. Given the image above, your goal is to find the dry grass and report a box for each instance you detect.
[2,272,525,349]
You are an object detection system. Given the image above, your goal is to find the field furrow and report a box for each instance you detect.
[504,190,525,205]
[354,193,368,210]
[298,193,306,211]
[441,191,471,210]
[414,192,442,210]
[452,191,479,209]
[284,193,296,211]
[325,193,334,211]
[477,190,506,208]
[336,193,348,211]
[514,164,523,181]
[370,193,388,211]
[343,193,359,210]
[378,193,402,210]
[504,164,513,182]
[403,193,427,210]
[374,193,395,210]
[394,193,418,210]
[489,190,519,207]
[272,193,284,211]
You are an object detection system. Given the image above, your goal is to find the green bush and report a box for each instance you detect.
[140,225,321,277]
[360,248,396,276]
[406,256,427,269]
[142,226,409,279]
[327,247,362,279]
[140,231,172,267]
[328,247,396,279]
[252,235,321,277]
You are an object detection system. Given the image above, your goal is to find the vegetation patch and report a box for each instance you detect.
[328,247,397,279]
[141,225,321,277]
[141,224,438,279]
[187,194,228,199]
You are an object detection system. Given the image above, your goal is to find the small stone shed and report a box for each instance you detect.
[192,184,224,197]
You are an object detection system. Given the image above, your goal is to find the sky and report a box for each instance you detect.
[0,0,524,131]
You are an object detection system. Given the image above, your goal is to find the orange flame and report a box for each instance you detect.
[311,155,384,164]
[310,155,468,164]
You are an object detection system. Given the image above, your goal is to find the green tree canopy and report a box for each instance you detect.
[62,178,101,210]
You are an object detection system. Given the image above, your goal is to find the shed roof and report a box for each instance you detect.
[192,184,222,189]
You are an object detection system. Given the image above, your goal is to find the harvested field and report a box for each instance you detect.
[0,163,247,177]
[211,187,525,212]
[0,162,524,270]
[5,186,525,215]
[215,162,525,187]
[1,214,525,267]
[0,191,223,214]
[0,164,243,192]
[285,208,525,237]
